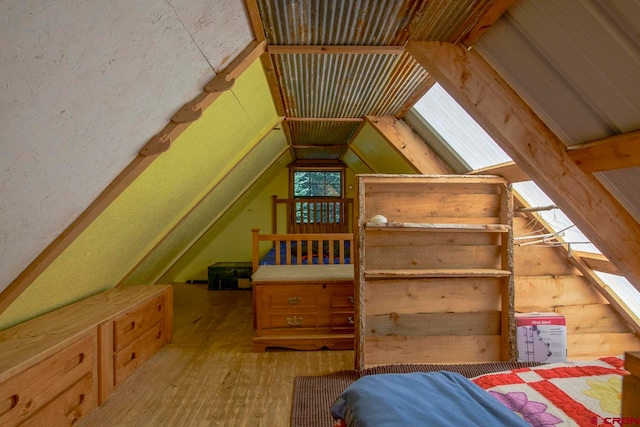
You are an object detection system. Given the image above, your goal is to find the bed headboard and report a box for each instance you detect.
[251,228,353,273]
[271,195,354,234]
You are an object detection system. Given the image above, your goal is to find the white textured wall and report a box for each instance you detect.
[0,0,252,291]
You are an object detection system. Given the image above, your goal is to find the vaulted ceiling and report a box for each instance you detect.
[1,0,639,328]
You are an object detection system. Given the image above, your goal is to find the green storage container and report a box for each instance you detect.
[207,262,252,290]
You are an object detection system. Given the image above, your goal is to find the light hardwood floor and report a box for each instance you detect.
[80,283,353,426]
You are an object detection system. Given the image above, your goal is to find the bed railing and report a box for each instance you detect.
[271,195,353,234]
[251,228,353,273]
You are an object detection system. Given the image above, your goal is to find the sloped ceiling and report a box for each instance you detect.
[1,0,639,328]
[0,0,252,290]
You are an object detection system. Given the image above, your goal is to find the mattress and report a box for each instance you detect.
[251,264,354,282]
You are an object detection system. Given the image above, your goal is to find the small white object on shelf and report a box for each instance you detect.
[368,214,388,224]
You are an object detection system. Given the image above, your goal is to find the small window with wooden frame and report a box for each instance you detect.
[283,164,351,233]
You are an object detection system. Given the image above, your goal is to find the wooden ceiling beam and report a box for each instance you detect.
[567,129,640,173]
[406,41,640,292]
[469,161,530,183]
[285,117,364,122]
[267,45,405,55]
[572,251,621,276]
[461,0,517,47]
[243,0,266,43]
[366,116,452,175]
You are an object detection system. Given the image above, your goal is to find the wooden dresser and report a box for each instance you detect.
[0,285,172,427]
[253,280,354,351]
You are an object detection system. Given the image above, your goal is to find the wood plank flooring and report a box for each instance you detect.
[79,283,353,426]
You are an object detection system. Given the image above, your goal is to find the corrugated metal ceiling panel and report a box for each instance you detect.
[287,120,361,145]
[257,0,424,45]
[257,0,496,154]
[596,167,640,223]
[273,52,402,117]
[474,0,640,146]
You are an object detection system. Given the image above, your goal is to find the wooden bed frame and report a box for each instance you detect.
[269,195,354,234]
[251,228,354,351]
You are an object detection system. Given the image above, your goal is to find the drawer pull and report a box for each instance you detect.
[348,296,355,304]
[347,316,355,325]
[288,297,301,305]
[130,321,136,330]
[286,316,303,326]
[156,330,163,340]
[64,352,86,373]
[157,304,162,312]
[1,394,19,416]
[66,394,84,425]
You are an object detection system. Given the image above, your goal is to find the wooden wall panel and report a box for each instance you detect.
[567,333,640,359]
[365,311,501,336]
[365,278,502,315]
[364,335,502,365]
[513,216,640,359]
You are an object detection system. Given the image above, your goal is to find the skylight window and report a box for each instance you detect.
[512,181,599,253]
[413,83,511,170]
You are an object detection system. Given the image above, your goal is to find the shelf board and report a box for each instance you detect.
[364,268,512,279]
[365,222,511,232]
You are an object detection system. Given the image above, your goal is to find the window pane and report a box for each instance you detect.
[413,83,511,170]
[293,171,341,197]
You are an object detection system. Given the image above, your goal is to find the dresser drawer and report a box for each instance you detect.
[114,321,166,387]
[267,313,319,329]
[331,293,355,308]
[0,333,95,427]
[266,293,319,310]
[113,293,167,352]
[20,373,97,427]
[332,312,356,331]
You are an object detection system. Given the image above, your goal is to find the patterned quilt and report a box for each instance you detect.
[472,356,628,427]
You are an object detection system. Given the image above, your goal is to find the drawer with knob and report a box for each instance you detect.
[114,321,166,387]
[113,292,167,352]
[0,332,96,427]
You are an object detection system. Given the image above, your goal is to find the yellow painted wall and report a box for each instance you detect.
[173,164,358,282]
[350,122,416,174]
[121,126,288,286]
[0,59,278,329]
[174,167,289,282]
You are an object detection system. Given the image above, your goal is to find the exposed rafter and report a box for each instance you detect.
[572,251,621,276]
[461,0,518,47]
[267,45,404,55]
[366,116,452,174]
[469,161,530,183]
[567,129,640,173]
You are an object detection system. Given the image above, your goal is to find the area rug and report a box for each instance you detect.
[290,362,542,427]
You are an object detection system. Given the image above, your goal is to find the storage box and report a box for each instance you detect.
[516,312,567,363]
[207,262,252,290]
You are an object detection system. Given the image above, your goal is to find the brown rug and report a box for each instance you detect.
[291,362,542,427]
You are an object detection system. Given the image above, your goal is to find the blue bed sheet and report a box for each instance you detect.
[259,241,351,265]
[331,371,530,427]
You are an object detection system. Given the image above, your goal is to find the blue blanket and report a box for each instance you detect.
[331,371,531,427]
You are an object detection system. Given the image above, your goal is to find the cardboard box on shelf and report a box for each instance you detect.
[516,312,567,363]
